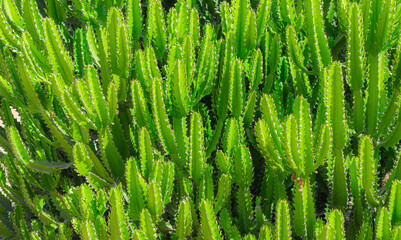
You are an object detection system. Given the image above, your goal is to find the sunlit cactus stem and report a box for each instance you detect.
[375,91,401,138]
[353,92,364,133]
[348,3,365,133]
[332,148,347,210]
[325,62,348,210]
[366,53,380,135]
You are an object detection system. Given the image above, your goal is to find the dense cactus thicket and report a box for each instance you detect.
[1,0,401,239]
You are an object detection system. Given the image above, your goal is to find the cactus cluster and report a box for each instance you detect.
[0,0,401,239]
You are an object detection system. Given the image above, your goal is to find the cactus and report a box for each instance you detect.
[1,0,401,239]
[275,199,292,240]
[324,62,348,210]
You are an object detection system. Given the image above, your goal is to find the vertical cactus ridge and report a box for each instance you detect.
[109,186,129,240]
[349,157,363,227]
[147,180,164,221]
[331,148,348,210]
[304,0,326,76]
[140,209,157,240]
[275,199,292,240]
[359,135,380,207]
[379,108,401,149]
[176,198,193,239]
[87,66,109,126]
[22,0,44,44]
[229,58,243,119]
[200,199,222,240]
[366,52,382,134]
[389,180,401,226]
[190,111,205,185]
[347,3,365,133]
[0,7,20,49]
[278,0,296,25]
[284,114,302,172]
[170,60,189,117]
[147,0,166,59]
[260,94,284,157]
[325,62,347,150]
[286,25,308,74]
[255,119,283,170]
[233,0,250,58]
[324,62,348,209]
[256,0,271,42]
[326,210,345,240]
[214,173,231,214]
[375,207,392,240]
[127,0,142,44]
[43,18,75,85]
[152,77,177,160]
[293,96,313,175]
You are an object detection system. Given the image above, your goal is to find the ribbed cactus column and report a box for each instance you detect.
[347,3,365,133]
[364,0,395,136]
[325,62,348,210]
